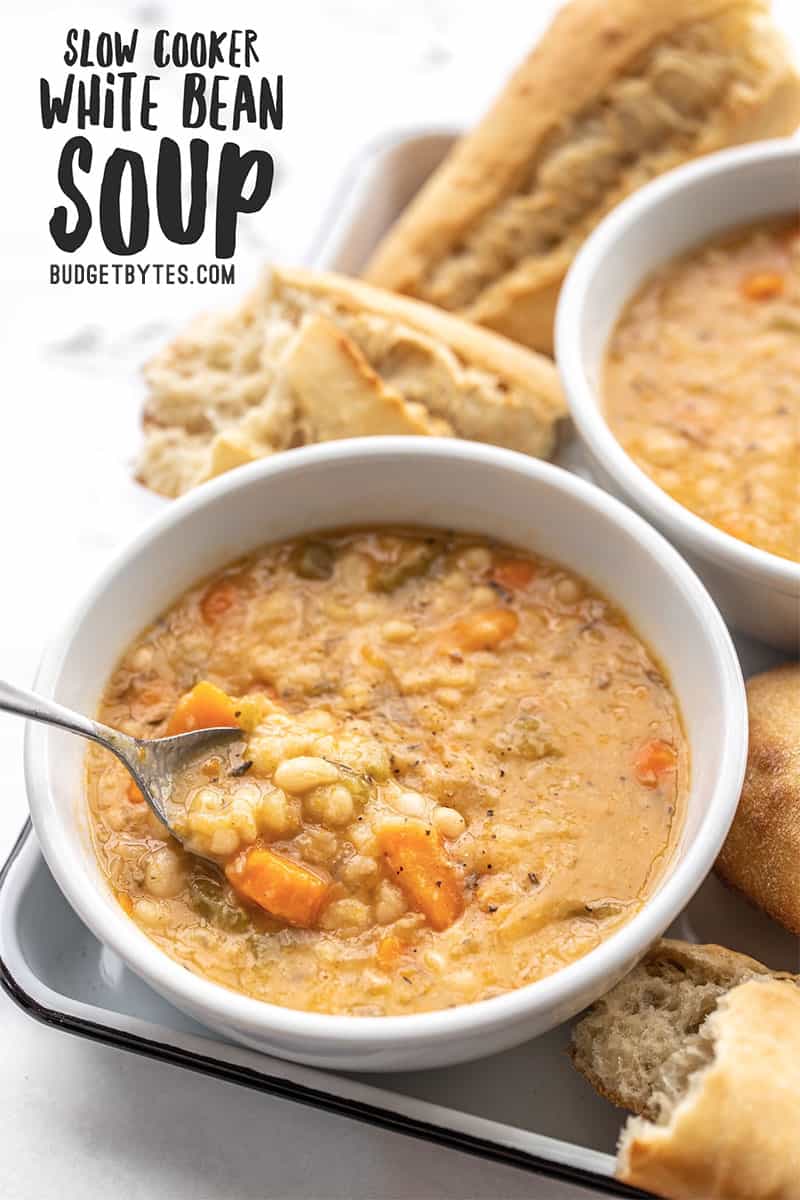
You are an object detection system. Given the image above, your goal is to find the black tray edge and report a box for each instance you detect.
[0,820,650,1199]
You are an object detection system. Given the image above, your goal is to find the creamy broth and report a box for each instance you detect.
[605,216,800,562]
[87,529,687,1016]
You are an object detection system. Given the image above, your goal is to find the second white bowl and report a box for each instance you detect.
[556,139,800,651]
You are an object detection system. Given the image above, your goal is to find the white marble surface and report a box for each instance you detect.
[1,2,798,1197]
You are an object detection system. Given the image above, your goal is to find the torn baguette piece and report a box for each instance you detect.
[571,940,800,1199]
[570,938,791,1118]
[280,314,453,441]
[138,267,565,498]
[619,981,800,1200]
[363,0,800,354]
[716,663,800,933]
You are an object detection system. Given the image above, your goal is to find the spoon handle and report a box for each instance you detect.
[0,678,122,750]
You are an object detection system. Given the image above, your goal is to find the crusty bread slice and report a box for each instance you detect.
[363,0,800,354]
[571,940,800,1199]
[138,267,565,498]
[618,979,800,1199]
[570,939,788,1119]
[716,664,800,933]
[280,314,453,441]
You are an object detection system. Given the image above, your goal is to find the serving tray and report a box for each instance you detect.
[1,130,795,1198]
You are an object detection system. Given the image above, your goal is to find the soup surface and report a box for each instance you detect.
[87,529,687,1016]
[605,216,799,562]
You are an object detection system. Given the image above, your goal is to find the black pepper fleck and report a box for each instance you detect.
[229,760,253,777]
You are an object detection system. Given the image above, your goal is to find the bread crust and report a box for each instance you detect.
[363,0,800,353]
[279,312,453,439]
[569,938,793,1114]
[716,664,800,933]
[617,979,800,1199]
[272,267,563,409]
[634,937,789,984]
[138,266,565,497]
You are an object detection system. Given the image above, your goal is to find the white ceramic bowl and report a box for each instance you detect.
[25,439,747,1071]
[556,139,800,651]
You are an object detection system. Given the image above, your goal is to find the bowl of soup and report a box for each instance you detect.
[25,438,746,1070]
[556,139,800,651]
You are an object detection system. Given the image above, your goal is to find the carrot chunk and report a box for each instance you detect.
[740,270,784,300]
[225,845,330,927]
[127,777,145,804]
[634,739,677,788]
[376,933,404,971]
[377,820,463,932]
[200,579,240,624]
[451,607,519,652]
[166,681,239,736]
[490,558,535,591]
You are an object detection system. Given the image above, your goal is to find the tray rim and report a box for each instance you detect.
[302,123,461,270]
[1,818,645,1198]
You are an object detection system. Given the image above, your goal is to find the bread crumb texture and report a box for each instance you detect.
[569,938,782,1119]
[138,268,564,497]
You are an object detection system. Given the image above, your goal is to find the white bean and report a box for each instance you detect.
[382,620,415,643]
[433,806,466,839]
[209,827,240,857]
[423,949,447,973]
[273,756,339,793]
[133,897,166,928]
[143,846,184,898]
[392,790,428,819]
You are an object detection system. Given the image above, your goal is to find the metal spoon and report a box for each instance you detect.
[1,678,241,844]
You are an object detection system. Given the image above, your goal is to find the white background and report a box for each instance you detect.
[0,3,798,1197]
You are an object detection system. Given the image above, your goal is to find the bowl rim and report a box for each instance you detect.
[25,437,748,1051]
[555,138,800,594]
